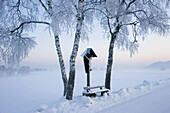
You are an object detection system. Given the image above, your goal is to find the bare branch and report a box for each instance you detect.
[126,9,149,22]
[121,21,139,26]
[83,0,106,8]
[71,0,78,11]
[47,0,52,15]
[107,17,112,34]
[84,7,106,16]
[11,21,50,33]
[125,0,136,11]
[39,0,48,12]
[132,23,137,43]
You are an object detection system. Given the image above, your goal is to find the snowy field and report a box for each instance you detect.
[0,68,170,113]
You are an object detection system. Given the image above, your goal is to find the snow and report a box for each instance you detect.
[0,68,170,113]
[99,81,170,113]
[0,70,63,113]
[39,78,170,113]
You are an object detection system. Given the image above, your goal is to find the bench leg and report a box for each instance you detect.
[101,92,104,96]
[101,91,109,96]
[107,92,109,96]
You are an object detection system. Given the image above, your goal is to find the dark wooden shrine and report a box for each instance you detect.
[81,48,109,97]
[81,48,97,87]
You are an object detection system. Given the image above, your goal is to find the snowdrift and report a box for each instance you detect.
[37,78,170,113]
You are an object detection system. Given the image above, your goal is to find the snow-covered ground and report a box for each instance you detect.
[0,68,170,113]
[99,81,170,113]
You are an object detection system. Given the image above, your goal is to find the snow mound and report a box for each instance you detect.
[36,105,48,113]
[37,78,170,113]
[134,80,152,90]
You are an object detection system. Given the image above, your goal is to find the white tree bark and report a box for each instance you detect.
[54,35,67,96]
[105,18,121,89]
[105,32,119,89]
[39,0,68,96]
[66,0,84,100]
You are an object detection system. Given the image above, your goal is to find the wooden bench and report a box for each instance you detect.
[84,85,104,92]
[83,85,109,97]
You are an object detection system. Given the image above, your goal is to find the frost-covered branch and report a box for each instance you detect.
[83,0,106,8]
[95,0,170,90]
[83,7,111,18]
[121,21,139,26]
[39,0,49,13]
[126,10,148,18]
[10,21,50,33]
[1,36,37,69]
[47,0,53,15]
[125,0,136,11]
[107,17,112,34]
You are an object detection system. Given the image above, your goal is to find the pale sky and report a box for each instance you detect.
[22,22,170,70]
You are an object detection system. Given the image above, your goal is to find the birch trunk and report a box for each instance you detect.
[66,20,83,100]
[105,22,120,89]
[66,0,84,100]
[105,33,116,89]
[54,35,67,96]
[39,0,68,96]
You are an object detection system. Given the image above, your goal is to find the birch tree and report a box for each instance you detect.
[39,0,100,99]
[0,0,69,95]
[0,0,103,99]
[66,0,106,100]
[97,0,170,89]
[39,0,71,96]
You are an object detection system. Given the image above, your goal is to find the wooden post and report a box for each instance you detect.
[87,72,90,86]
[81,48,97,87]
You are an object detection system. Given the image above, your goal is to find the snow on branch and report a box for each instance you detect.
[39,0,49,13]
[96,0,169,56]
[10,21,50,33]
